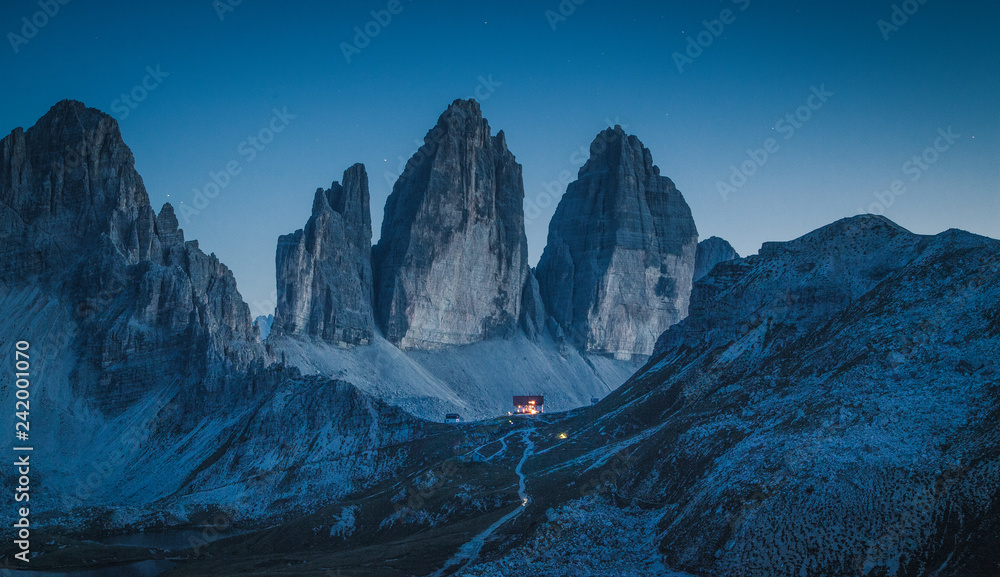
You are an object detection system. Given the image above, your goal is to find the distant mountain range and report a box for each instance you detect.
[1,100,996,576]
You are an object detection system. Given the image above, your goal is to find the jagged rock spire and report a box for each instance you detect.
[373,99,529,350]
[536,126,698,359]
[273,163,375,346]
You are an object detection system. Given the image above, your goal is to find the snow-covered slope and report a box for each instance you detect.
[0,283,431,533]
[268,332,640,422]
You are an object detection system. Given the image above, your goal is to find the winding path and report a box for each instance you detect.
[430,429,535,576]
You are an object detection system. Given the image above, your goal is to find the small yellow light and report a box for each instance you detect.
[558,433,568,439]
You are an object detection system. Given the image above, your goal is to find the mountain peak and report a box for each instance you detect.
[156,203,184,246]
[537,127,698,358]
[48,98,90,113]
[695,236,741,281]
[30,99,122,141]
[580,127,663,182]
[1,100,264,412]
[374,100,528,349]
[437,98,484,126]
[446,98,481,114]
[1,100,150,279]
[428,98,490,144]
[825,213,912,235]
[768,214,916,256]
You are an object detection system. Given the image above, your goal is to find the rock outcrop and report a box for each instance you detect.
[519,269,547,341]
[373,99,529,350]
[272,164,375,346]
[535,126,698,359]
[255,314,274,340]
[0,100,264,411]
[694,236,740,281]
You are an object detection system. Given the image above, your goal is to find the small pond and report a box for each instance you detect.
[9,528,246,576]
[99,527,242,551]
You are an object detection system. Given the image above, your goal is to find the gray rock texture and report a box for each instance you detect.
[654,214,926,357]
[519,269,547,341]
[0,100,264,412]
[535,126,698,359]
[373,99,529,350]
[273,164,375,346]
[694,236,740,281]
[0,101,155,280]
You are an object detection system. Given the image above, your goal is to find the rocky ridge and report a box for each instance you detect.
[573,216,1000,577]
[0,102,423,537]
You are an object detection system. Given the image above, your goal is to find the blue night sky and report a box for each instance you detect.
[2,0,998,315]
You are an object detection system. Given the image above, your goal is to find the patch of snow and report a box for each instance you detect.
[269,333,640,422]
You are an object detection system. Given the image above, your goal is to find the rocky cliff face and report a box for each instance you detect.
[373,99,529,350]
[0,100,155,282]
[273,164,375,346]
[535,126,698,360]
[0,100,264,412]
[694,235,740,281]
